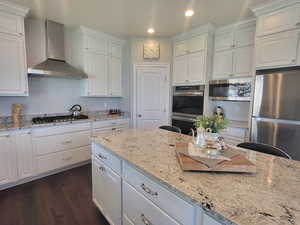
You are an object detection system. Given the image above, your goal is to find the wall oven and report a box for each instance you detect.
[209,78,252,101]
[172,85,204,134]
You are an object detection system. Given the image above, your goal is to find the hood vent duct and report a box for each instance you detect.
[28,20,87,79]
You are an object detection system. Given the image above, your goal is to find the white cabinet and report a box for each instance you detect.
[14,130,35,179]
[92,157,122,225]
[70,27,124,97]
[233,46,254,77]
[109,56,122,96]
[173,55,188,83]
[85,52,109,96]
[203,214,222,225]
[123,182,181,225]
[213,50,233,79]
[188,51,206,83]
[256,30,299,68]
[256,4,300,37]
[0,27,28,96]
[213,20,255,79]
[173,32,213,85]
[0,133,17,185]
[0,3,29,96]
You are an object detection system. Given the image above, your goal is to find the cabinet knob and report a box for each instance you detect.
[137,114,142,118]
[231,44,235,48]
[99,166,106,172]
[185,79,189,82]
[291,59,296,63]
[19,32,23,36]
[295,22,300,27]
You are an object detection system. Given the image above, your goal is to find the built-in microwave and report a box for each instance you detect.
[209,78,252,101]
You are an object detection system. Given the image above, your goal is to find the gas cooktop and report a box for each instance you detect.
[32,114,89,124]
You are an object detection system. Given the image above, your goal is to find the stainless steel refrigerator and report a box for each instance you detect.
[252,67,300,161]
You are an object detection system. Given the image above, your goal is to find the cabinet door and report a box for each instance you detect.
[174,41,188,57]
[187,36,206,53]
[234,25,255,48]
[215,31,234,51]
[109,57,122,97]
[92,159,121,225]
[188,51,206,84]
[256,30,298,68]
[233,46,254,78]
[173,55,188,84]
[0,134,15,185]
[15,131,35,179]
[0,11,23,36]
[213,50,233,79]
[0,33,27,96]
[85,52,109,96]
[203,214,222,225]
[256,5,300,37]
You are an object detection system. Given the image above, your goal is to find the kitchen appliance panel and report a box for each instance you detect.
[253,70,300,120]
[251,118,300,160]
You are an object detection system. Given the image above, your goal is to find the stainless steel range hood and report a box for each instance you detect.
[28,20,87,79]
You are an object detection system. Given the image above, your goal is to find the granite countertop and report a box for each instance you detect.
[0,111,129,132]
[92,128,300,225]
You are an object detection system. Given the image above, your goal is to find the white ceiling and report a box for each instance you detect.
[10,0,270,38]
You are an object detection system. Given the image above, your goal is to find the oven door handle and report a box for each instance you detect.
[172,116,197,122]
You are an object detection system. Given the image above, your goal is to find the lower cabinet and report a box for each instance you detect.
[92,157,121,225]
[123,181,181,225]
[0,132,17,185]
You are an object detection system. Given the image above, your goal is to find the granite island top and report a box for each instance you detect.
[92,128,300,225]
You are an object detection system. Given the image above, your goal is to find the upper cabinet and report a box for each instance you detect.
[212,19,255,80]
[252,0,300,69]
[0,2,29,96]
[172,24,214,85]
[69,27,123,97]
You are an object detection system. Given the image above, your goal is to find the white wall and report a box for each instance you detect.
[210,101,250,121]
[0,77,121,116]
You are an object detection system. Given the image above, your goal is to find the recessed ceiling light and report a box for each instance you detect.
[147,28,155,34]
[185,9,194,17]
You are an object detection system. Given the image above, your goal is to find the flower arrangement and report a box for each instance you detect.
[194,115,229,133]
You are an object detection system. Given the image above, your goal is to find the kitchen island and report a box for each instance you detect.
[92,128,300,225]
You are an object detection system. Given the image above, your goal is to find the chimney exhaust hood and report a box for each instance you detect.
[28,20,87,79]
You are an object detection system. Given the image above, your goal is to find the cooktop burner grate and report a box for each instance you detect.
[32,115,89,124]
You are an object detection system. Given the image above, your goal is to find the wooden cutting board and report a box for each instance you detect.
[176,142,256,173]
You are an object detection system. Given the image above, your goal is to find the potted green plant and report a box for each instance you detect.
[194,115,229,133]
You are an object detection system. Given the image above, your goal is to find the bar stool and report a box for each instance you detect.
[159,125,181,134]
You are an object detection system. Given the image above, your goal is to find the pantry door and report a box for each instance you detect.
[134,64,170,129]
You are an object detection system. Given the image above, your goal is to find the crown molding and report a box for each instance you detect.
[251,0,300,16]
[0,0,29,17]
[215,17,256,35]
[172,23,215,41]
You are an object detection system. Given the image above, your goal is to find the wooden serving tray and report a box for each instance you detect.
[176,142,256,173]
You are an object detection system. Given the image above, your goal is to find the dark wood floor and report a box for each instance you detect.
[0,165,110,225]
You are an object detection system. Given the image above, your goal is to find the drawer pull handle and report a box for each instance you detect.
[141,183,158,196]
[99,166,106,172]
[98,153,107,160]
[63,157,72,161]
[62,140,72,144]
[141,214,153,225]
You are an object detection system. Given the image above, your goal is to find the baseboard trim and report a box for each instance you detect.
[0,160,91,191]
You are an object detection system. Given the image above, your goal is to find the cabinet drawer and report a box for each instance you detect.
[32,122,91,137]
[124,164,194,225]
[62,146,91,166]
[92,119,129,129]
[37,146,91,174]
[0,11,23,36]
[34,130,91,156]
[187,35,207,53]
[93,127,125,137]
[123,181,181,225]
[92,142,121,174]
